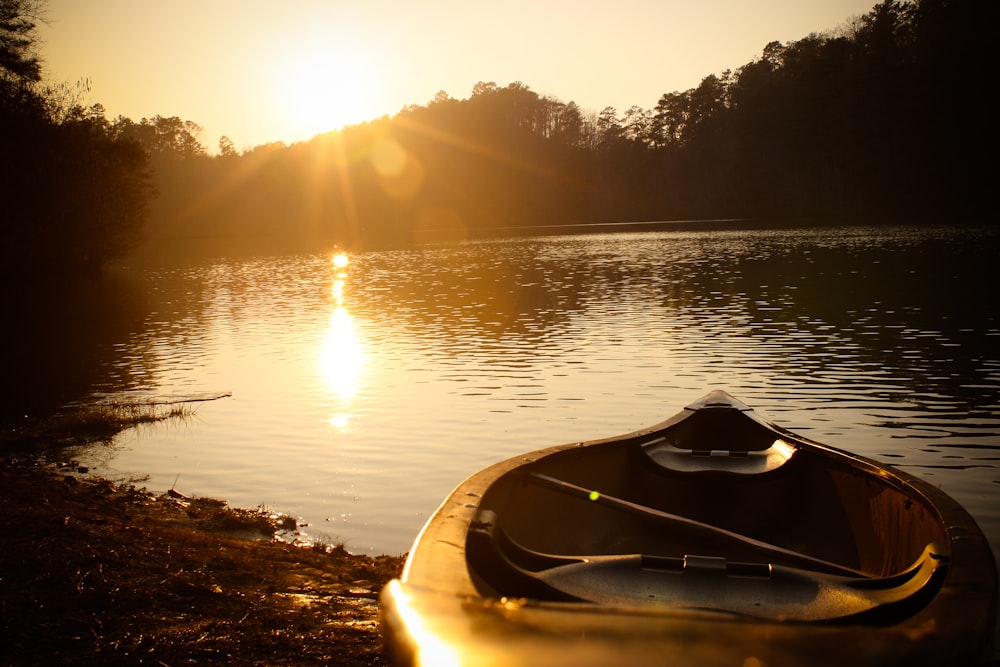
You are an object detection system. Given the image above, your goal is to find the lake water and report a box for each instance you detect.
[42,224,999,564]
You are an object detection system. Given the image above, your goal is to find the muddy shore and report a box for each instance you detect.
[0,459,405,666]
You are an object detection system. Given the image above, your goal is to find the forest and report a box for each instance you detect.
[1,0,994,271]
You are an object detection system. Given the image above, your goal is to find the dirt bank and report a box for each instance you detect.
[0,459,405,666]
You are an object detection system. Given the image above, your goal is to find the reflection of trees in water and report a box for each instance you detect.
[348,229,997,415]
[351,243,583,352]
[361,228,998,418]
[1,273,152,424]
[718,230,998,413]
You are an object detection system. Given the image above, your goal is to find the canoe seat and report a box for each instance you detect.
[467,508,949,625]
[643,436,796,474]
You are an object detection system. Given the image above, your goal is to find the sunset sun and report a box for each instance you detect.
[270,37,385,141]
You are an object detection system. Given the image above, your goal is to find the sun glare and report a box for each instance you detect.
[271,35,384,141]
[319,251,363,432]
[320,306,363,397]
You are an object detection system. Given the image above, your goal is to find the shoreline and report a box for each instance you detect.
[0,458,404,666]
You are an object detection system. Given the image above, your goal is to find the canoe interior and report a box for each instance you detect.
[471,405,948,591]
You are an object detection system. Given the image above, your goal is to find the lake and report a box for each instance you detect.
[16,224,999,562]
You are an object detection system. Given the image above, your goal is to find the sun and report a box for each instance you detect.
[270,36,384,141]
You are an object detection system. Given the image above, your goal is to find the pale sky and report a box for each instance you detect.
[40,0,876,152]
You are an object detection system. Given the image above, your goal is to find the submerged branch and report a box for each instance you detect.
[129,392,233,406]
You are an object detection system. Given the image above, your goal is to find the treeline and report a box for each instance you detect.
[1,0,154,274]
[2,0,994,271]
[145,0,992,251]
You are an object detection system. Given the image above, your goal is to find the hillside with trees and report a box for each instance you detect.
[2,0,993,269]
[136,0,994,252]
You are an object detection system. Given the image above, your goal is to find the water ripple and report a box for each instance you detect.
[71,225,1000,558]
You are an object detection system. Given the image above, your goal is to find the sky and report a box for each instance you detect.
[39,0,877,153]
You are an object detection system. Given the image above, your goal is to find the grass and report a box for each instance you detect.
[1,393,229,452]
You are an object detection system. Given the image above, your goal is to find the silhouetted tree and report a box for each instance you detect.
[113,115,206,160]
[1,0,153,274]
[595,106,622,149]
[622,105,652,144]
[0,0,41,85]
[218,135,237,158]
[549,100,585,147]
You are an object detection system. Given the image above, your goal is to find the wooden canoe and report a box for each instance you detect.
[380,391,997,666]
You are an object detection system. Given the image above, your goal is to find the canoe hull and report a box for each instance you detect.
[381,391,997,666]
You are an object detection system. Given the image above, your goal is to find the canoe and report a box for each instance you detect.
[380,391,997,666]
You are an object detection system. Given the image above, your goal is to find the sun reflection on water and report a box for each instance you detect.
[318,252,364,432]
